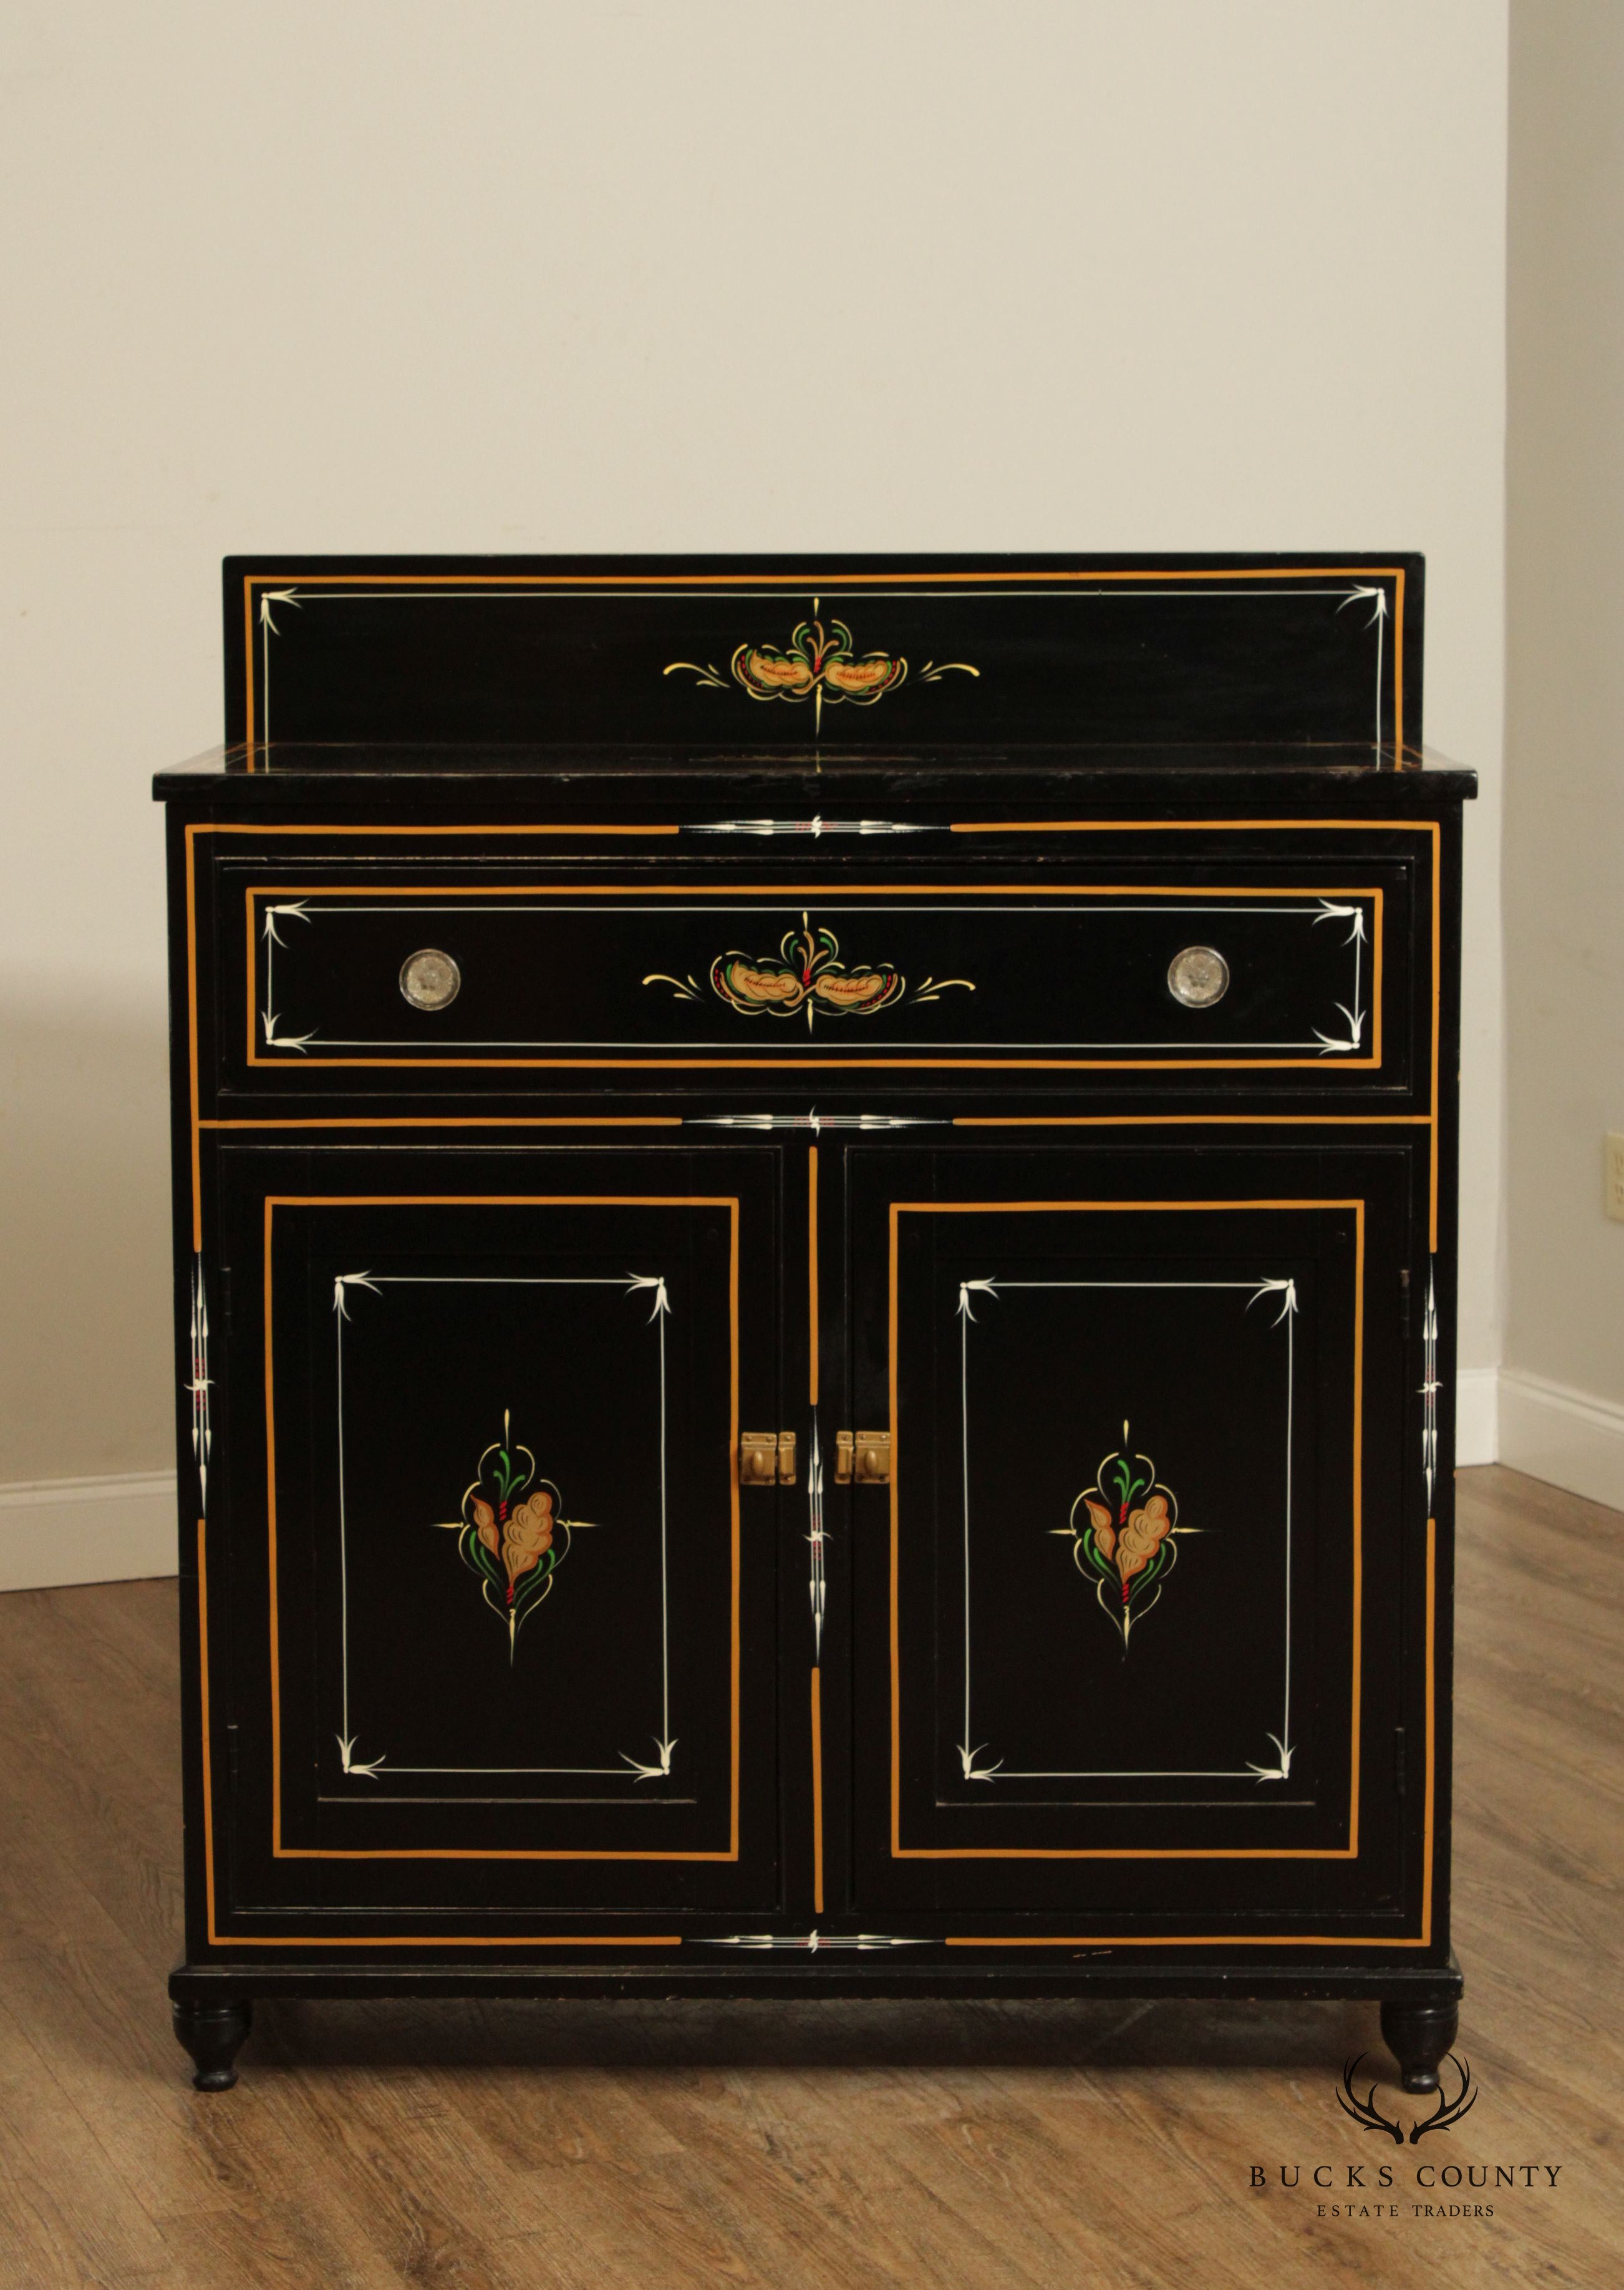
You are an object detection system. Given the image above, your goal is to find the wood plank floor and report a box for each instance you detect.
[0,1465,1616,2289]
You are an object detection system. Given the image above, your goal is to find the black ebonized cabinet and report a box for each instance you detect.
[158,556,1471,2091]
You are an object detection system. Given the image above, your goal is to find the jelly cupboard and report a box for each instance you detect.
[158,555,1471,2092]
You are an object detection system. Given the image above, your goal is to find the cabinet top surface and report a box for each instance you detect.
[153,739,1476,807]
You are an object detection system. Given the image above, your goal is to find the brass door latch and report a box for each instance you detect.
[740,1432,797,1487]
[834,1430,891,1485]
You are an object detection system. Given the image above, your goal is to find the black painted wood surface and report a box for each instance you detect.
[221,553,1424,756]
[160,556,1469,2074]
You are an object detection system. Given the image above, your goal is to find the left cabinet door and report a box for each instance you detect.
[198,1141,780,1944]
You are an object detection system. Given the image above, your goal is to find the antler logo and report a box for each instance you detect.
[1336,2054,1478,2145]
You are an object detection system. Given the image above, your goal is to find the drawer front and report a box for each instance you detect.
[204,847,1423,1095]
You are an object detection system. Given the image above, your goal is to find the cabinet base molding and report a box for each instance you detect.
[170,1957,1461,2089]
[172,1957,1462,2007]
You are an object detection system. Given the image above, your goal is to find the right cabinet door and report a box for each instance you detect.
[847,1138,1430,1945]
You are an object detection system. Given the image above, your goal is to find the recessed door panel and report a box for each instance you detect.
[209,1144,780,1927]
[847,1142,1419,1935]
[946,1257,1322,1807]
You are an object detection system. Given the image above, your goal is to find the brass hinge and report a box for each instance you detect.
[834,1429,891,1485]
[740,1432,797,1487]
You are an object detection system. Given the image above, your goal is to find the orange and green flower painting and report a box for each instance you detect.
[665,605,976,732]
[1055,1425,1187,1648]
[434,1412,593,1662]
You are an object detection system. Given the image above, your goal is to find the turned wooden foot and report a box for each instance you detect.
[1380,1997,1458,2095]
[173,1998,253,2091]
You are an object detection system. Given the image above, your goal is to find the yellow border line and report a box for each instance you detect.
[811,1666,825,1917]
[244,885,256,1070]
[185,827,203,1249]
[221,823,681,837]
[264,1201,282,1841]
[249,1057,1377,1074]
[241,876,1388,1075]
[246,878,1386,892]
[808,1146,820,1409]
[1421,1515,1436,1939]
[241,566,1408,762]
[890,1198,1365,1861]
[955,1115,1429,1127]
[728,1200,742,1857]
[1350,1206,1366,1853]
[195,1519,218,1938]
[1430,841,1442,1249]
[201,1117,683,1131]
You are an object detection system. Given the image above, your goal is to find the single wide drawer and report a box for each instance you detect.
[230,870,1413,1086]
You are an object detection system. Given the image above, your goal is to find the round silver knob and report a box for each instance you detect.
[1167,945,1230,1009]
[399,948,461,1011]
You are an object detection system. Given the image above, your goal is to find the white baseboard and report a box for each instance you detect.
[0,1471,178,1593]
[1454,1367,1501,1467]
[1497,1367,1624,1512]
[2,1367,1605,1594]
[0,1366,1537,1596]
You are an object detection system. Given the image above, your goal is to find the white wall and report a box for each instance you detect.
[0,1,1509,1577]
[1502,0,1624,1506]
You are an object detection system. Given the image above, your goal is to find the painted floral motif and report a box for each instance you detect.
[645,913,972,1031]
[1055,1424,1187,1647]
[433,1412,593,1662]
[739,619,904,704]
[664,604,976,732]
